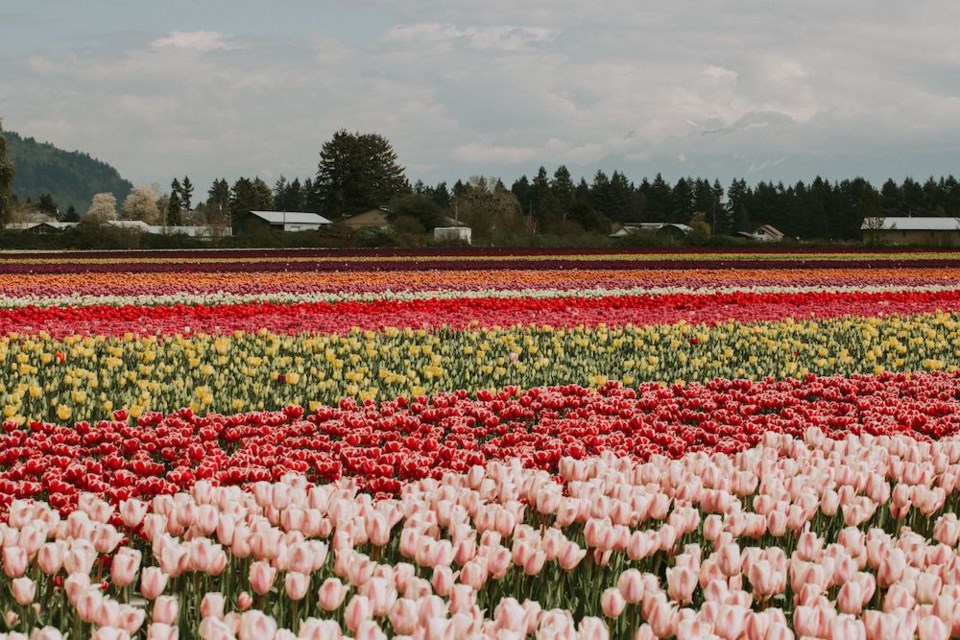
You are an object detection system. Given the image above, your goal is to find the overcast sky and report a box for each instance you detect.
[2,1,960,195]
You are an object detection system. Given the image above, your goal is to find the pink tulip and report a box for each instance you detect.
[618,569,645,603]
[117,606,146,634]
[837,581,864,615]
[37,542,64,576]
[76,588,104,623]
[2,546,27,578]
[237,591,253,611]
[111,548,142,588]
[248,560,276,596]
[354,620,387,640]
[578,616,609,640]
[11,577,35,605]
[831,615,866,640]
[298,619,344,640]
[153,595,179,625]
[29,628,63,640]
[666,566,697,605]
[601,588,626,618]
[238,609,277,640]
[146,623,178,640]
[119,499,148,528]
[430,565,454,597]
[933,514,960,548]
[714,605,748,640]
[344,594,373,633]
[389,598,419,635]
[877,548,907,588]
[140,567,168,600]
[283,571,310,601]
[647,597,676,639]
[90,628,129,640]
[918,615,949,640]
[200,592,225,619]
[318,577,348,611]
[95,600,122,632]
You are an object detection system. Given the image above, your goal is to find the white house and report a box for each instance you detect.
[737,224,785,242]
[234,211,333,233]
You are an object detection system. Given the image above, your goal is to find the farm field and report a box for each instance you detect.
[2,247,960,639]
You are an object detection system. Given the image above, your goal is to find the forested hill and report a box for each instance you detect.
[3,130,132,214]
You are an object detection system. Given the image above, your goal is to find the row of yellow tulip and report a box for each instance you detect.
[3,312,960,425]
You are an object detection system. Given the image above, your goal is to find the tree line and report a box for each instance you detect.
[6,124,960,242]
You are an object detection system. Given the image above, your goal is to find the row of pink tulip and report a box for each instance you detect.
[1,428,960,638]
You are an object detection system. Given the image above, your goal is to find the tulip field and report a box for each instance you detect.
[4,248,960,640]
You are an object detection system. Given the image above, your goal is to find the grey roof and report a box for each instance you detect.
[860,217,960,231]
[248,211,332,225]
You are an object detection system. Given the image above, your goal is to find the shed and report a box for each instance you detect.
[433,226,472,245]
[861,217,960,246]
[233,211,332,233]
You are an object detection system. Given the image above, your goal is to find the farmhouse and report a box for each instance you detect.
[610,222,693,239]
[233,211,332,233]
[861,217,960,246]
[338,208,392,230]
[737,225,785,242]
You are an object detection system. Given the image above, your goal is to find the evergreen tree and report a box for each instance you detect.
[316,130,408,218]
[670,178,695,224]
[169,178,184,224]
[551,165,575,214]
[0,118,13,226]
[645,173,672,221]
[167,191,183,226]
[727,178,751,233]
[179,176,194,212]
[607,171,638,222]
[63,205,79,222]
[37,193,58,215]
[207,179,230,224]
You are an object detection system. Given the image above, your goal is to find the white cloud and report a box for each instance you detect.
[453,143,540,164]
[383,23,559,51]
[6,1,960,193]
[151,31,232,52]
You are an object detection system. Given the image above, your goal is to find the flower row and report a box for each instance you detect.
[4,312,960,424]
[3,250,960,274]
[5,284,960,312]
[0,428,959,638]
[4,372,960,511]
[4,267,960,301]
[6,288,960,339]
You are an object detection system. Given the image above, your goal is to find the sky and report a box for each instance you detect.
[2,1,960,196]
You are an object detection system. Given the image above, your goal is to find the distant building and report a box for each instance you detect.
[433,226,472,244]
[737,224,785,242]
[233,211,332,233]
[2,221,73,234]
[338,208,392,230]
[2,220,230,237]
[861,217,960,246]
[610,222,692,239]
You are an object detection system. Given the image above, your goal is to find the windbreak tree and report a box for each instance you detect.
[0,118,13,227]
[315,130,408,219]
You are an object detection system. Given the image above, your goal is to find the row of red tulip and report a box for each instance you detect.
[5,288,960,338]
[3,372,960,516]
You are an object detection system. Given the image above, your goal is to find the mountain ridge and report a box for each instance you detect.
[3,130,133,215]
